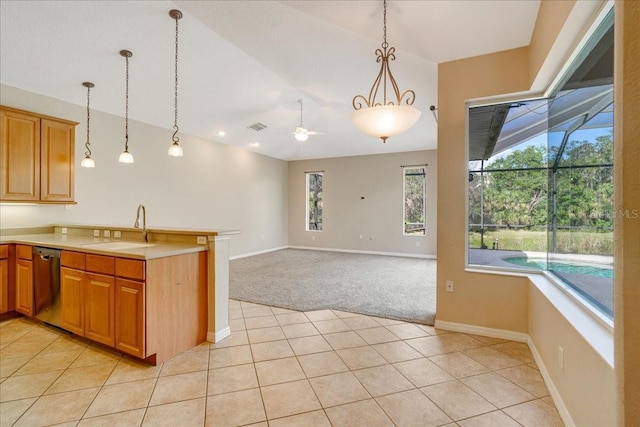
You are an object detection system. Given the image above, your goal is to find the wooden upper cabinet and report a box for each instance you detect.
[40,119,75,202]
[0,106,77,203]
[0,108,40,201]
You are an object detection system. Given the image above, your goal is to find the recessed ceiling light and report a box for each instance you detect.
[249,142,260,147]
[217,130,226,137]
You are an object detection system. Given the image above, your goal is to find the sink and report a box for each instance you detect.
[81,241,156,250]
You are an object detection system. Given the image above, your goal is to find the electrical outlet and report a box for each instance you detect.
[61,227,67,235]
[312,235,316,241]
[559,346,564,371]
[93,229,100,237]
[103,230,111,238]
[446,280,454,292]
[113,231,121,238]
[261,234,265,241]
[197,236,207,245]
[415,241,420,247]
[359,235,363,239]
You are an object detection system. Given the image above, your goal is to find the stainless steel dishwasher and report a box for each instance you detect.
[33,246,62,327]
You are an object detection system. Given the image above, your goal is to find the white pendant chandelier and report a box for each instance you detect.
[351,0,421,143]
[118,49,134,164]
[167,9,184,157]
[80,81,95,168]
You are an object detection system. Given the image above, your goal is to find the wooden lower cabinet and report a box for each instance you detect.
[0,259,8,314]
[85,273,115,346]
[0,244,11,314]
[15,258,33,316]
[60,267,84,335]
[115,278,145,358]
[60,266,115,347]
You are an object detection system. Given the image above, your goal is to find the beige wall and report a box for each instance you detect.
[529,0,576,84]
[288,150,437,257]
[529,283,616,426]
[614,1,640,426]
[0,85,289,257]
[437,46,531,332]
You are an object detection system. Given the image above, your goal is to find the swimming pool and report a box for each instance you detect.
[503,257,614,278]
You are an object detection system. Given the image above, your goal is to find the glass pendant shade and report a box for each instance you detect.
[351,0,420,142]
[168,141,184,157]
[119,150,134,164]
[294,127,309,142]
[351,105,422,142]
[80,156,95,168]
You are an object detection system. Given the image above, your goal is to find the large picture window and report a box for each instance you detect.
[306,172,323,231]
[403,166,426,235]
[467,10,614,318]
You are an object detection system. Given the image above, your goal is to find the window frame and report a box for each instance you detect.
[305,171,323,232]
[463,3,615,328]
[402,165,427,236]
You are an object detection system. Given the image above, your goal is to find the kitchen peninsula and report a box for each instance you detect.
[0,224,238,364]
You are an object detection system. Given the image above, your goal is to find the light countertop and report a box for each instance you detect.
[0,233,207,260]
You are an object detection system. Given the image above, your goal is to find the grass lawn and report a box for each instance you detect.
[468,229,613,255]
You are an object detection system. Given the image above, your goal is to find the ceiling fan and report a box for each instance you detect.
[293,99,320,142]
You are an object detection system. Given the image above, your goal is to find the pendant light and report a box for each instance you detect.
[118,49,134,164]
[167,9,184,157]
[351,0,421,143]
[80,82,96,168]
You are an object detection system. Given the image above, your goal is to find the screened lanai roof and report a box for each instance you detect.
[468,14,614,162]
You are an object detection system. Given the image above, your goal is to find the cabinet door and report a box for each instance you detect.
[0,108,40,201]
[115,278,145,358]
[40,119,74,202]
[15,259,33,315]
[0,258,8,314]
[85,273,115,346]
[60,267,85,336]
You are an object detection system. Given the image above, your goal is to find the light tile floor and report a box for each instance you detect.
[0,300,564,426]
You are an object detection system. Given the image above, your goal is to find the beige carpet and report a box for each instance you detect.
[230,249,436,325]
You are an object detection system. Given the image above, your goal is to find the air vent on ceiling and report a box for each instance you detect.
[247,122,267,132]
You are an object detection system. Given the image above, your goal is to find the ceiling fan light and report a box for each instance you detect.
[119,150,134,164]
[294,127,309,142]
[168,141,184,157]
[351,105,421,142]
[80,155,95,168]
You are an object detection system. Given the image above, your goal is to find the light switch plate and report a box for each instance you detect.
[93,229,100,237]
[114,231,122,238]
[103,230,111,237]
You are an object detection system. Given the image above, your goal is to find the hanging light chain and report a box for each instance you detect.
[85,83,92,157]
[125,53,129,151]
[169,9,183,146]
[382,0,388,48]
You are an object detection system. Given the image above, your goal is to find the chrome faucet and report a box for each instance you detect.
[134,204,147,242]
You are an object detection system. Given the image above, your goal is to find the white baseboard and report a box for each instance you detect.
[527,336,576,427]
[208,327,231,343]
[288,245,436,259]
[434,320,528,342]
[230,246,288,260]
[434,319,574,427]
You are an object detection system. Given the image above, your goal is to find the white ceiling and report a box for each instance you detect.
[0,0,540,161]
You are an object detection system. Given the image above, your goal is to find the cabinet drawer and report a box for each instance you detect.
[115,258,145,281]
[61,251,85,269]
[86,254,115,275]
[16,245,32,260]
[0,245,8,259]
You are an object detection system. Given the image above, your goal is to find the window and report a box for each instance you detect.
[466,10,614,319]
[403,166,426,235]
[306,172,323,231]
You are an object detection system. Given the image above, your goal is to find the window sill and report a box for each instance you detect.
[465,266,614,367]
